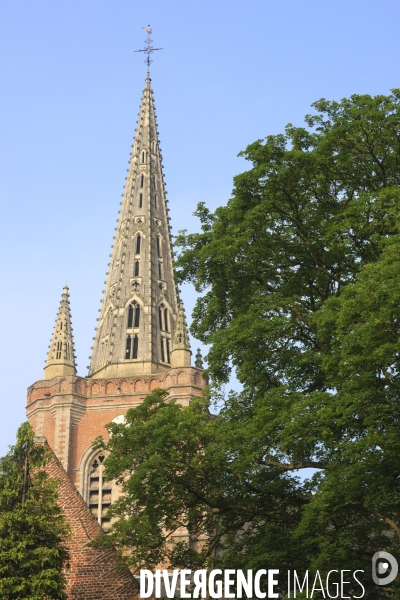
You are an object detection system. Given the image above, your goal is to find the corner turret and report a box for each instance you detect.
[171,301,191,368]
[44,286,77,380]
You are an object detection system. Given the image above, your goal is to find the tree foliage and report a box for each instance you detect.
[98,92,400,598]
[0,423,69,600]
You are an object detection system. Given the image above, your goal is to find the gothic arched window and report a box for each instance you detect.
[158,303,171,364]
[158,262,162,279]
[156,235,162,258]
[140,174,144,188]
[139,193,143,208]
[127,301,140,329]
[56,341,62,360]
[134,261,140,276]
[88,454,112,532]
[141,151,145,164]
[125,335,138,359]
[135,234,141,255]
[154,194,157,209]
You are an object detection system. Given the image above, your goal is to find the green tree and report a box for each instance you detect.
[0,423,69,600]
[97,91,400,598]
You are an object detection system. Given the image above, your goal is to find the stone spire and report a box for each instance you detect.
[171,301,191,368]
[89,77,187,378]
[44,286,77,380]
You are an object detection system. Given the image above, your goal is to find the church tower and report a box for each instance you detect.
[26,73,206,514]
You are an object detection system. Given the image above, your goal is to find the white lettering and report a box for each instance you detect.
[140,570,153,598]
[237,570,253,598]
[341,570,351,599]
[293,571,308,598]
[209,570,223,599]
[224,569,236,598]
[353,571,365,599]
[268,570,279,598]
[180,570,192,598]
[163,570,179,599]
[192,570,207,599]
[325,570,339,599]
[154,570,162,598]
[254,569,267,598]
[311,571,325,598]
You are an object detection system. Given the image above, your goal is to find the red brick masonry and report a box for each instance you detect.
[36,437,138,600]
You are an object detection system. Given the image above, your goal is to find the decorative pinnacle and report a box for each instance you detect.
[44,285,77,378]
[135,26,163,78]
[173,301,191,350]
[195,348,204,369]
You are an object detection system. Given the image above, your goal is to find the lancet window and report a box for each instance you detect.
[56,341,62,360]
[158,261,162,279]
[156,235,162,258]
[140,174,144,188]
[127,301,140,329]
[158,303,171,364]
[158,303,169,331]
[135,234,141,254]
[139,193,143,208]
[134,261,140,276]
[88,454,112,532]
[160,337,171,364]
[125,335,138,359]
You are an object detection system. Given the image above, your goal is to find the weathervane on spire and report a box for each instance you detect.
[135,26,163,78]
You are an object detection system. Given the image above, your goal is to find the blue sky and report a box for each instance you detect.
[0,0,399,454]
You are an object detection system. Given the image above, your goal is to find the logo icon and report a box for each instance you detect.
[372,551,398,586]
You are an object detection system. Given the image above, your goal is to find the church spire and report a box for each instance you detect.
[44,285,77,380]
[89,77,187,378]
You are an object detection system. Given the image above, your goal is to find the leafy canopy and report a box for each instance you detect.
[98,92,400,599]
[0,423,69,600]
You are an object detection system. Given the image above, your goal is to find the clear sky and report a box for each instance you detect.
[0,0,399,455]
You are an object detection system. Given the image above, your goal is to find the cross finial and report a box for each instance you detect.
[135,26,163,78]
